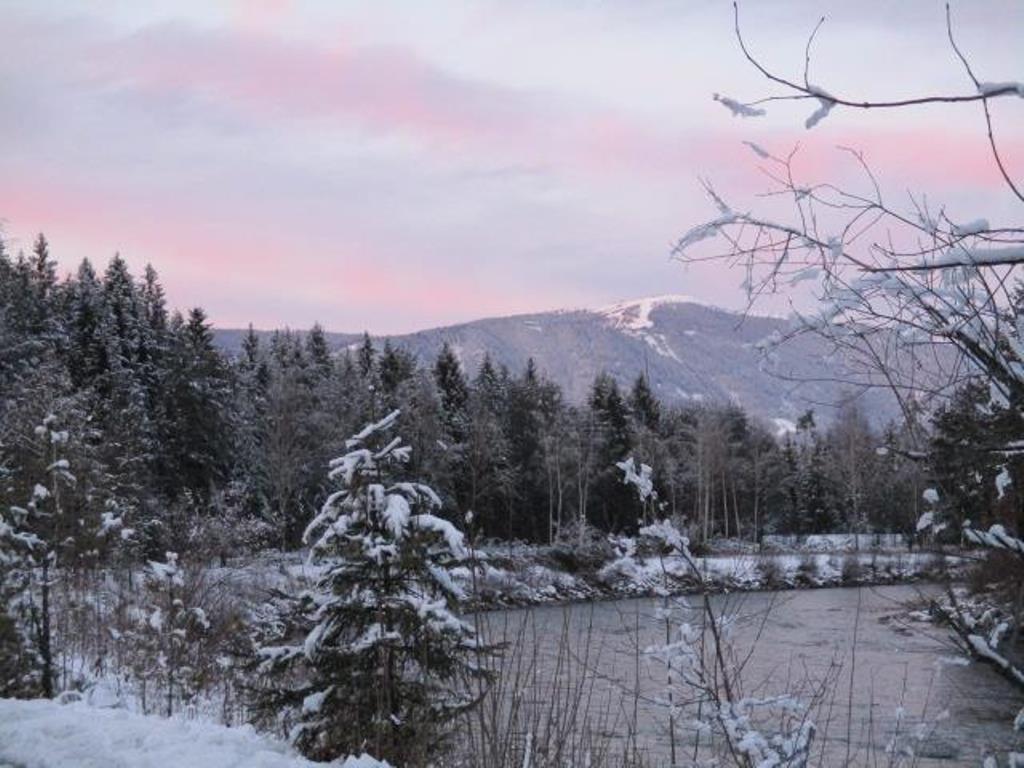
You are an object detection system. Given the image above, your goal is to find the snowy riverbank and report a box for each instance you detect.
[218,542,965,612]
[462,544,963,608]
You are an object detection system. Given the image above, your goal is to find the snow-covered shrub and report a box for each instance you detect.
[840,554,863,584]
[795,555,819,585]
[253,410,490,765]
[756,557,782,588]
[551,516,614,572]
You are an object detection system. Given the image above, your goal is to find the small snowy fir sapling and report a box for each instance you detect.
[255,410,489,765]
[128,552,210,717]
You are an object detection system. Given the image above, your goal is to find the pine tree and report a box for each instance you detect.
[629,374,661,431]
[474,354,502,408]
[101,254,144,374]
[95,256,154,494]
[357,332,376,378]
[801,438,835,534]
[589,373,636,532]
[136,264,171,414]
[505,363,551,539]
[464,361,512,537]
[378,340,415,407]
[779,436,802,534]
[261,334,316,547]
[66,259,106,385]
[230,325,271,529]
[157,308,233,500]
[27,234,58,338]
[931,380,1005,530]
[433,342,469,441]
[305,323,333,379]
[256,411,487,764]
[139,264,168,335]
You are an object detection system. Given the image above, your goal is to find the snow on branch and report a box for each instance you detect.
[713,93,766,118]
[978,81,1024,98]
[804,85,835,129]
[616,456,656,502]
[345,409,400,449]
[966,633,1024,687]
[964,523,1024,557]
[731,2,1024,109]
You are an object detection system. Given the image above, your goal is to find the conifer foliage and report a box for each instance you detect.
[256,410,487,765]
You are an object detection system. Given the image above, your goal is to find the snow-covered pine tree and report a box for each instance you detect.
[157,308,233,502]
[304,323,333,380]
[255,409,488,765]
[433,342,469,443]
[378,340,416,409]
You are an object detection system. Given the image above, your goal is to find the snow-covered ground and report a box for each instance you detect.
[0,698,388,768]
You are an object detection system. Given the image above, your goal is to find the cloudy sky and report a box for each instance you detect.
[2,1,1021,333]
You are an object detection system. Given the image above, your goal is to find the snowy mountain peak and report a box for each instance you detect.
[596,294,708,332]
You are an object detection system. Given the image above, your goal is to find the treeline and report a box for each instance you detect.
[1,236,1010,561]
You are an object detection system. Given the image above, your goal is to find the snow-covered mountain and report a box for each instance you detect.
[216,295,899,427]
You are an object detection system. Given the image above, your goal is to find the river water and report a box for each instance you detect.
[478,585,1022,767]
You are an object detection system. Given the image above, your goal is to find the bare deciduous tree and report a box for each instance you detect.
[677,3,1023,443]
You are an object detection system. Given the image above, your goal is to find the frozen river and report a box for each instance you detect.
[477,585,1022,766]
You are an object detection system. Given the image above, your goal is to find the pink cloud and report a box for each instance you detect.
[2,173,547,331]
[9,10,1017,200]
[89,23,518,147]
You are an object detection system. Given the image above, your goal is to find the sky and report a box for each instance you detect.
[1,1,1021,334]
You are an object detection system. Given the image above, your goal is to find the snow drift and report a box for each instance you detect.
[0,698,390,768]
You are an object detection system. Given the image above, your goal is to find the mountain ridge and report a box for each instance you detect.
[214,296,897,427]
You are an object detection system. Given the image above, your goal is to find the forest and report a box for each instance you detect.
[2,234,1015,565]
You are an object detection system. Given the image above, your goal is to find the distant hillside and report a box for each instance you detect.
[215,295,899,428]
